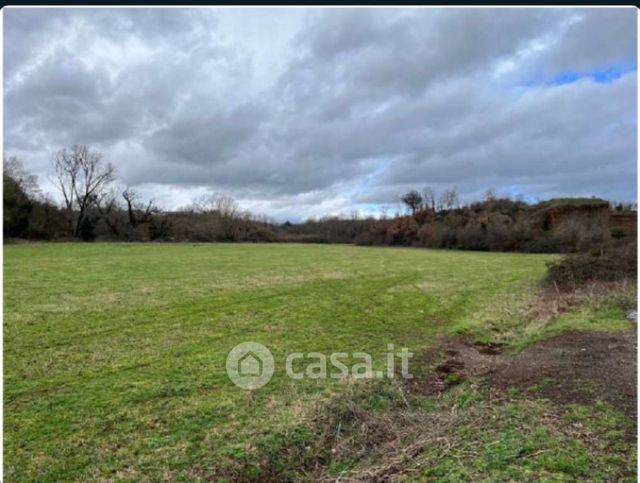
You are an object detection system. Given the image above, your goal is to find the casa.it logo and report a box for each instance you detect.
[225,341,275,390]
[226,341,414,390]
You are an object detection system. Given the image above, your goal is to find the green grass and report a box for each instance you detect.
[2,243,630,480]
[512,298,635,351]
[294,379,636,481]
[404,391,636,482]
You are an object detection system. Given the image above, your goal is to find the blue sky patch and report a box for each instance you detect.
[551,62,636,86]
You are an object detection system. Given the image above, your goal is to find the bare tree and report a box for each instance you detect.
[121,187,155,227]
[191,193,242,240]
[484,188,497,202]
[5,156,40,198]
[96,188,121,236]
[122,187,138,228]
[53,145,114,236]
[422,187,437,212]
[214,194,239,220]
[193,194,238,217]
[400,190,423,214]
[439,187,460,210]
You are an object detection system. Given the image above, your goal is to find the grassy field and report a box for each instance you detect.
[4,243,634,481]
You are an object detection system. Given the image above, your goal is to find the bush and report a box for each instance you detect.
[78,215,96,242]
[354,231,374,246]
[385,217,419,246]
[456,222,486,251]
[416,223,457,248]
[611,228,625,239]
[417,224,439,247]
[544,240,637,288]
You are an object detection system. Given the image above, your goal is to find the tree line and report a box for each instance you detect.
[283,188,635,254]
[4,145,636,254]
[4,146,274,243]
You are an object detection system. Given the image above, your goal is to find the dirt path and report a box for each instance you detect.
[406,329,637,417]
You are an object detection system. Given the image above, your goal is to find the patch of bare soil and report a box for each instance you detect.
[406,330,637,417]
[490,330,637,417]
[405,338,505,396]
[274,330,638,482]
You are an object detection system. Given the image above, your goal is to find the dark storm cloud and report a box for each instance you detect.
[3,7,637,219]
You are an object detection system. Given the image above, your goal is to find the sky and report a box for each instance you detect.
[3,7,638,221]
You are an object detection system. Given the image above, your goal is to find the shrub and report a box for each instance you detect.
[611,228,625,239]
[544,240,637,288]
[78,215,96,242]
[416,224,433,247]
[417,223,456,248]
[354,231,374,246]
[385,217,419,246]
[456,222,486,251]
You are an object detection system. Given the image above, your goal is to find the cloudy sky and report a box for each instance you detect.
[3,7,637,221]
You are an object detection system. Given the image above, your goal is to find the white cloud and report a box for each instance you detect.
[3,7,637,221]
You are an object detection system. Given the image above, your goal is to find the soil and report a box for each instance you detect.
[405,330,637,417]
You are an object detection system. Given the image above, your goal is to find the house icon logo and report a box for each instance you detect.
[226,342,274,390]
[239,352,262,376]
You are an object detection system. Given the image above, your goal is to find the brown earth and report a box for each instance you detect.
[405,330,637,417]
[247,330,637,482]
